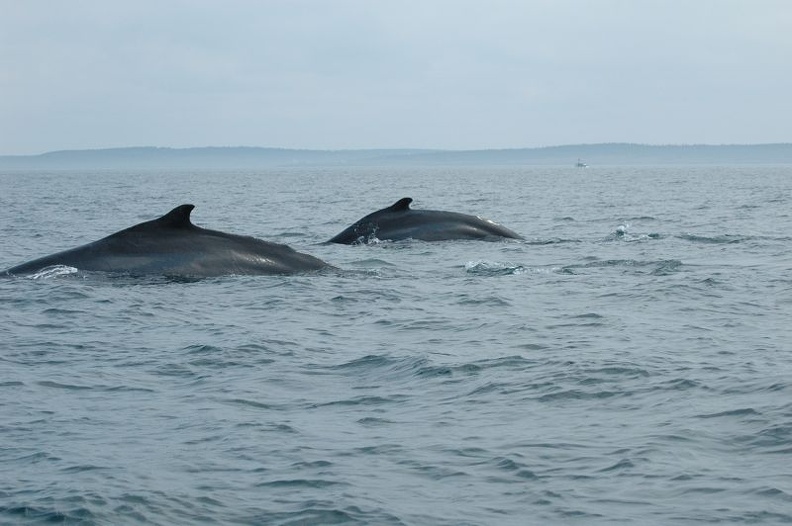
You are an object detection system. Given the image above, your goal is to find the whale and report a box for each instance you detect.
[328,197,524,244]
[4,204,332,277]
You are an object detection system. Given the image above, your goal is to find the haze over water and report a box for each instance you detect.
[1,164,791,524]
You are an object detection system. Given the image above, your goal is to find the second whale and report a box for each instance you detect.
[328,197,523,244]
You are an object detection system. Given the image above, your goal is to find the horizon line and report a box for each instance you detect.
[4,142,792,158]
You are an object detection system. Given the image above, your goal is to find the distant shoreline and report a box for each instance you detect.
[1,143,791,169]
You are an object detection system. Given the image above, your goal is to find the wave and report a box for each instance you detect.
[678,233,749,244]
[560,259,682,275]
[464,260,526,276]
[523,238,584,245]
[253,506,405,526]
[602,229,663,242]
[328,354,542,393]
[0,504,97,524]
[29,265,79,279]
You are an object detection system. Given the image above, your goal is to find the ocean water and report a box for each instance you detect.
[1,165,791,525]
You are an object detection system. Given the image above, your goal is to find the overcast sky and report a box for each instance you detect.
[1,0,791,155]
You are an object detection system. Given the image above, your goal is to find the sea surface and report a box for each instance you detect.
[1,165,791,525]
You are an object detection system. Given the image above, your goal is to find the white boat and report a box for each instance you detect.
[575,158,588,168]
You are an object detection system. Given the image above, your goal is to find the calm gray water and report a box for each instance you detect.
[1,165,791,525]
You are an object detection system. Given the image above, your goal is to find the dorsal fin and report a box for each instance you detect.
[388,197,413,212]
[157,204,195,228]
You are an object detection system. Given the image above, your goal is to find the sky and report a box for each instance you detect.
[1,0,791,155]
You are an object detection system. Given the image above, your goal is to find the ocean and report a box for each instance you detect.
[1,165,790,525]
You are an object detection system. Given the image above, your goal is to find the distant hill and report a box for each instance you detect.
[1,144,791,169]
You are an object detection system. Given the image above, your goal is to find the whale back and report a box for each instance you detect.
[4,205,331,277]
[328,198,523,244]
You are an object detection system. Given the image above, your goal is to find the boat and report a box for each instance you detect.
[575,158,588,168]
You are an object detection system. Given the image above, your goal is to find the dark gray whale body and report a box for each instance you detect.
[328,198,523,244]
[4,204,331,277]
